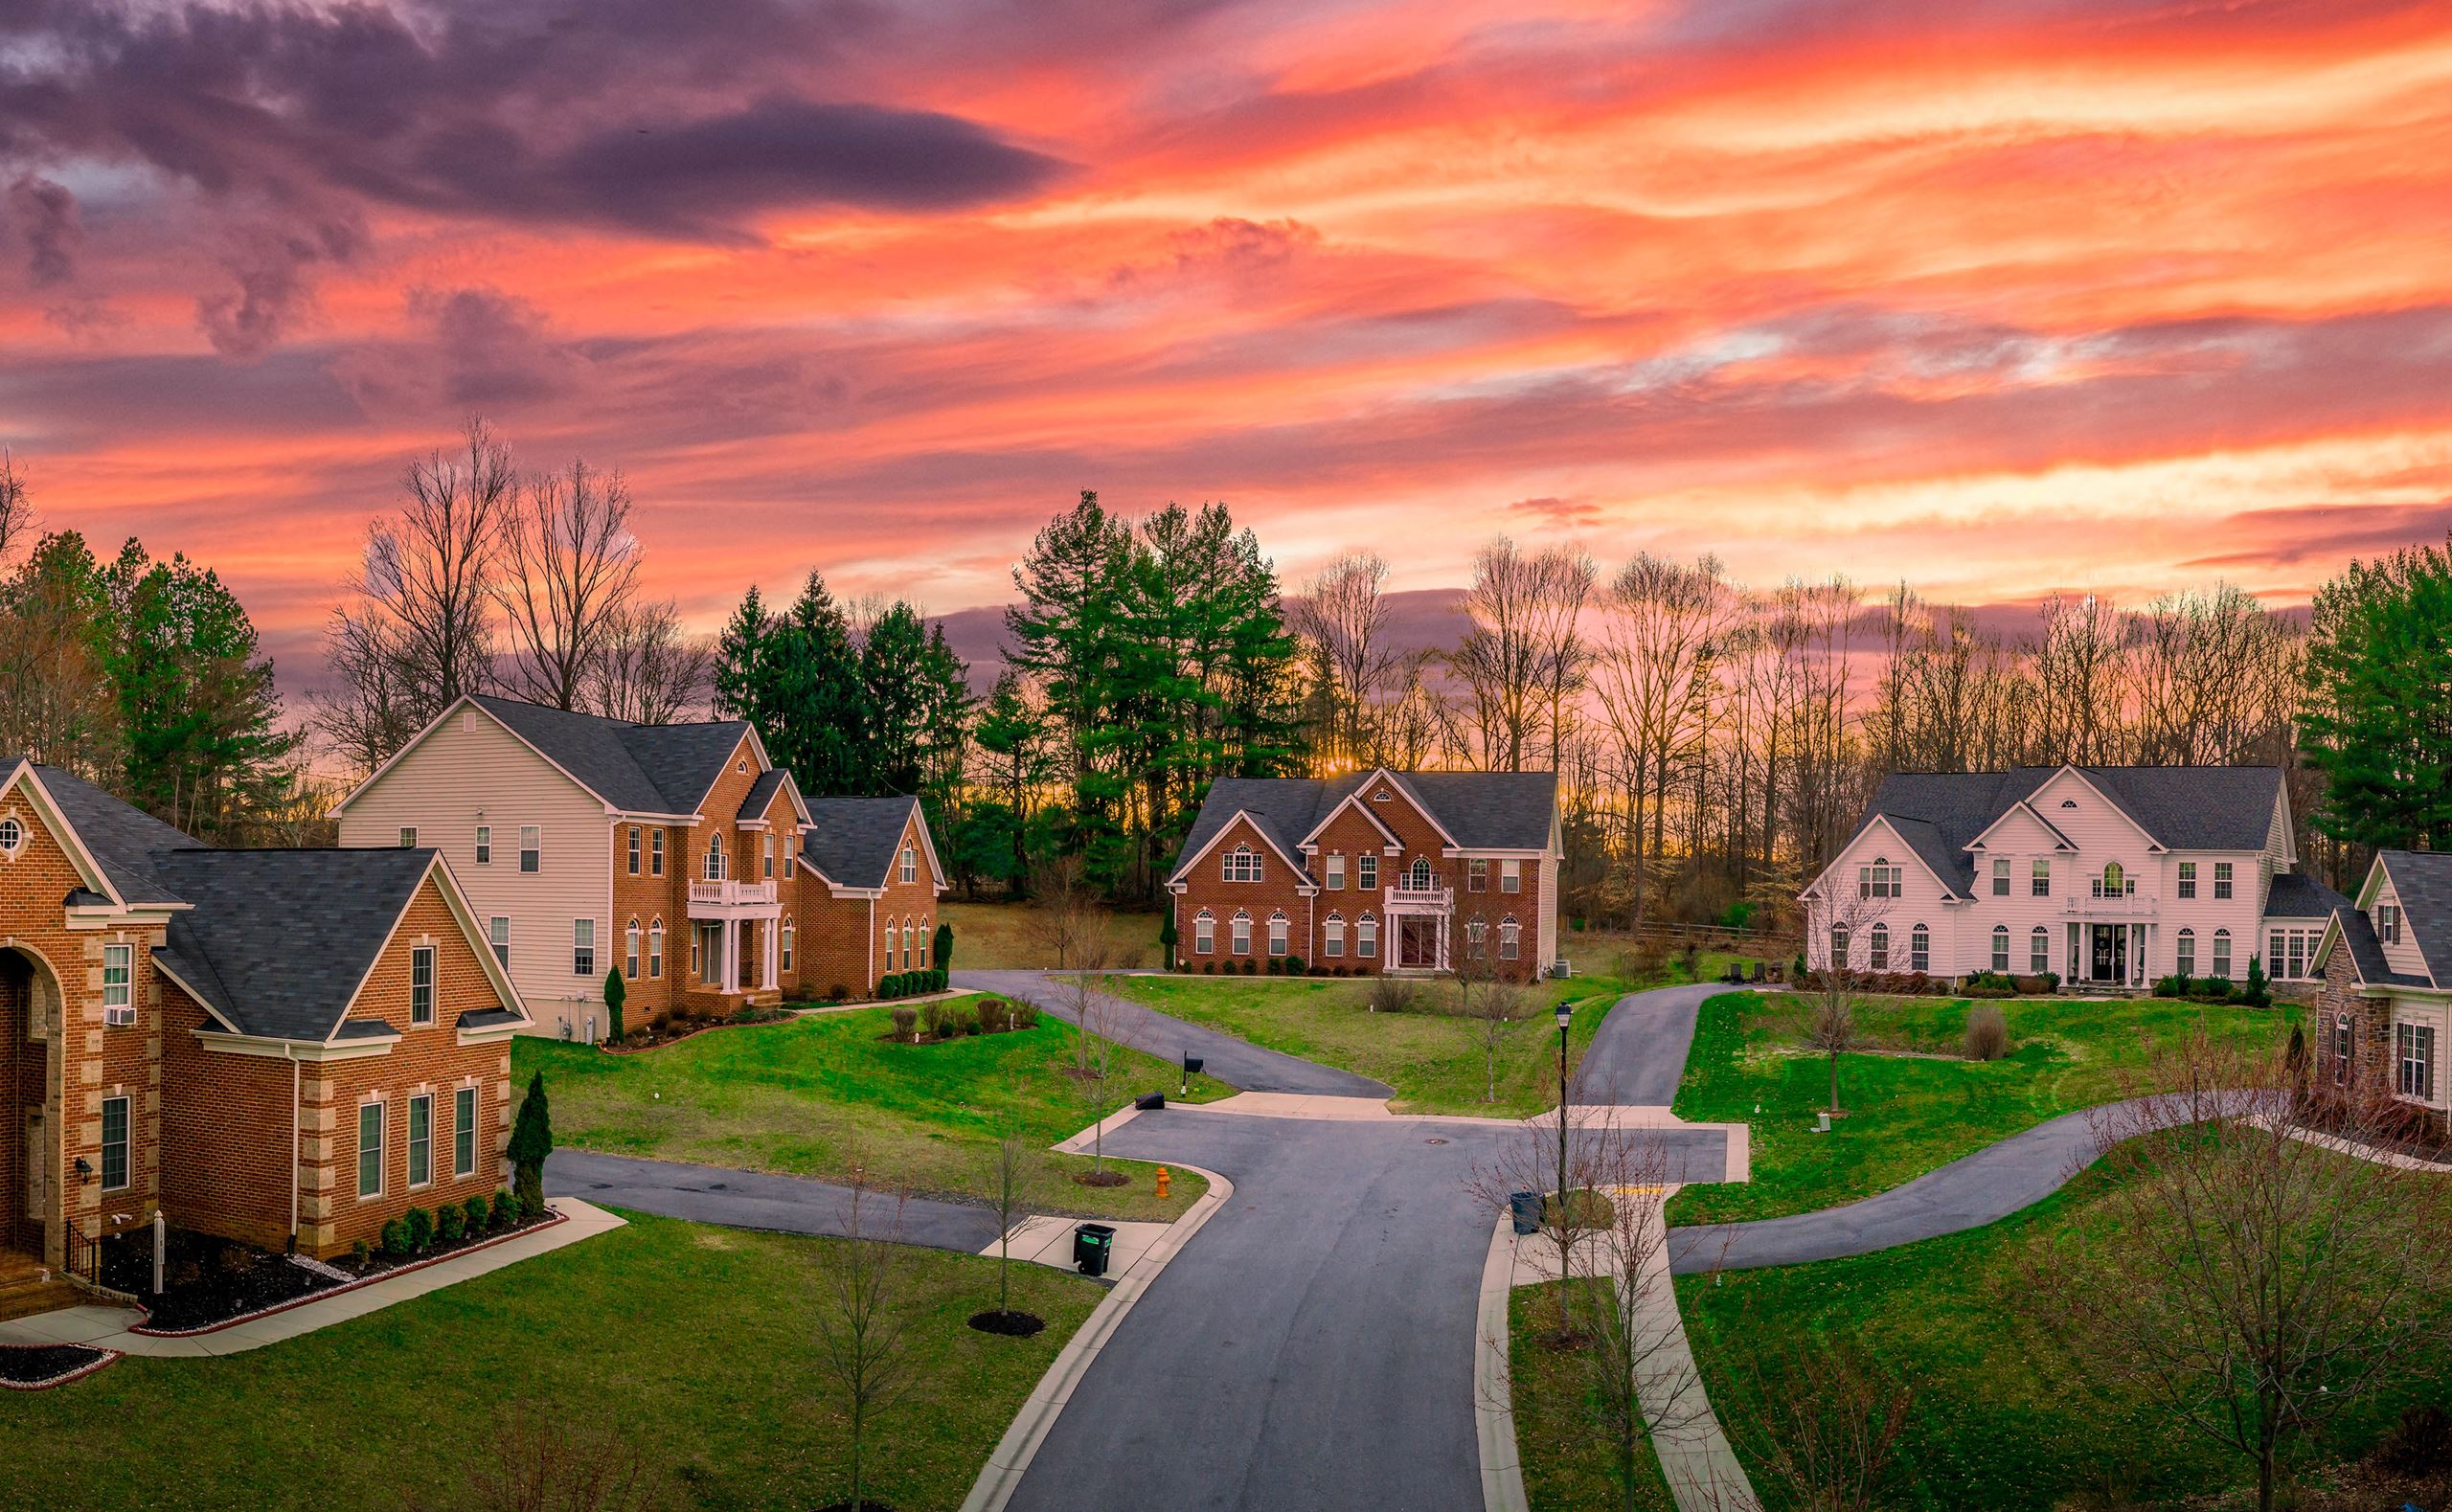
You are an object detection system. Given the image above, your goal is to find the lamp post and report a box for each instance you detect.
[1555,1000,1573,1219]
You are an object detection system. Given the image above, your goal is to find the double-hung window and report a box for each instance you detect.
[649,828,665,876]
[648,921,664,979]
[2380,904,2403,944]
[102,944,132,1026]
[1909,923,1930,974]
[398,826,418,848]
[627,826,641,874]
[1268,914,1289,957]
[1324,916,1344,957]
[2176,929,2196,977]
[900,846,918,885]
[573,919,596,976]
[474,824,491,865]
[1467,859,1487,892]
[2334,1013,2355,1086]
[488,916,510,970]
[101,1095,128,1191]
[1989,858,2009,897]
[2032,860,2050,897]
[1868,924,1890,971]
[2031,927,2050,975]
[1500,860,1520,894]
[1499,918,1520,960]
[763,834,775,879]
[358,1102,385,1198]
[2212,929,2233,979]
[454,1086,478,1178]
[1990,926,2009,973]
[408,1094,432,1187]
[625,922,641,980]
[410,945,435,1026]
[2214,862,2234,900]
[1194,911,1215,954]
[783,919,795,972]
[1325,854,1344,890]
[2397,1023,2437,1101]
[2177,862,2195,898]
[518,825,540,873]
[1357,855,1377,891]
[1356,915,1377,959]
[1222,847,1262,883]
[1862,859,1904,899]
[1231,913,1252,956]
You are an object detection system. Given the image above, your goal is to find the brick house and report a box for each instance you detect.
[0,756,529,1277]
[1803,765,2346,989]
[1166,770,1561,982]
[2310,850,2452,1138]
[329,695,946,1038]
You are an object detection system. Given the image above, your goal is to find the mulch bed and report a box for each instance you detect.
[0,1343,119,1390]
[604,1005,796,1053]
[1073,1170,1130,1188]
[968,1309,1047,1337]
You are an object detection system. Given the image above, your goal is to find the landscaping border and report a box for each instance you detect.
[594,987,979,1053]
[125,1210,567,1338]
[0,1343,121,1391]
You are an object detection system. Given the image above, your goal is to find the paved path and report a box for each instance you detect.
[545,1149,1004,1252]
[1574,982,1718,1107]
[958,968,1394,1098]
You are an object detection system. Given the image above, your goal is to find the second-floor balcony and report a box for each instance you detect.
[690,877,776,909]
[2065,889,2157,918]
[1386,884,1454,910]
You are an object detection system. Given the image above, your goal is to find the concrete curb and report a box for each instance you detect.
[1475,1216,1529,1512]
[959,1159,1235,1512]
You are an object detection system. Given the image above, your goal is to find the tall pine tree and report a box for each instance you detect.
[2300,537,2452,850]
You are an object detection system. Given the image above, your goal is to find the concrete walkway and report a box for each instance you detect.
[0,1199,623,1358]
[545,1148,1007,1252]
[956,968,1395,1097]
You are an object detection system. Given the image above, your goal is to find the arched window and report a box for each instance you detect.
[1990,924,2009,973]
[881,919,895,970]
[782,916,795,973]
[920,919,932,968]
[2212,928,2233,979]
[624,918,641,980]
[1222,845,1262,883]
[1465,916,1487,957]
[1860,856,1902,899]
[1268,911,1290,957]
[1499,916,1521,961]
[2333,1011,2354,1086]
[1231,910,1253,956]
[2100,861,2125,898]
[705,832,726,881]
[1407,858,1434,891]
[2030,925,2049,975]
[1868,923,1890,971]
[1193,909,1215,955]
[1909,923,1930,974]
[904,919,917,967]
[2176,928,2195,977]
[648,919,664,979]
[1356,914,1378,959]
[1323,912,1345,958]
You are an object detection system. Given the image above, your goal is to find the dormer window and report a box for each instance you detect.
[1222,846,1262,884]
[2380,903,2402,944]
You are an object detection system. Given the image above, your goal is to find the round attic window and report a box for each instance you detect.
[0,817,20,853]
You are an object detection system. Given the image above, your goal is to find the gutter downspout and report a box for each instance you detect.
[285,1046,302,1252]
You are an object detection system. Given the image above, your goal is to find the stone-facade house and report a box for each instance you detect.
[330,695,945,1038]
[0,756,529,1296]
[1166,770,1561,982]
[2310,850,2452,1138]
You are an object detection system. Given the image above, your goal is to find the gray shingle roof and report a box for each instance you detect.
[2377,850,2452,984]
[1846,765,2286,896]
[30,762,197,905]
[468,695,748,816]
[2263,870,2350,920]
[2328,903,2429,988]
[1169,771,1560,884]
[737,768,787,822]
[801,797,919,888]
[148,847,452,1041]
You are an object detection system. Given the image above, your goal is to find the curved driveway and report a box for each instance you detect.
[544,1149,1003,1252]
[1574,982,1718,1106]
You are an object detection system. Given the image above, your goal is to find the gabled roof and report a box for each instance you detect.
[737,767,815,829]
[2375,850,2452,985]
[801,796,928,890]
[147,847,454,1041]
[466,695,750,816]
[2263,870,2350,920]
[1168,771,1560,884]
[1966,800,2077,854]
[2319,904,2431,989]
[16,761,196,906]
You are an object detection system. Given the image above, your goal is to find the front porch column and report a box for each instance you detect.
[762,923,778,991]
[720,922,738,994]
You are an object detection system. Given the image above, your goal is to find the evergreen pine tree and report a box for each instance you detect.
[507,1071,554,1215]
[603,966,625,1043]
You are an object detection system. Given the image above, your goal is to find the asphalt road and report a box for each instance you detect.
[1573,981,1720,1106]
[957,968,1395,1098]
[543,1149,1002,1252]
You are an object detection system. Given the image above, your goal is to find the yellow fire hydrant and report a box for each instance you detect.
[1154,1166,1171,1200]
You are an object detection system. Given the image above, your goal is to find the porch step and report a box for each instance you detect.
[0,1256,80,1322]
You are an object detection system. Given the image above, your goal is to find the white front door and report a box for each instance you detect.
[24,1110,43,1221]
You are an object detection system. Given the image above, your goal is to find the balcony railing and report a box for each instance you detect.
[2064,892,2156,918]
[1386,885,1454,909]
[689,878,776,906]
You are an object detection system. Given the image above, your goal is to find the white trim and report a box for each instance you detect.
[149,952,244,1034]
[1800,813,1959,901]
[1293,781,1405,851]
[0,760,132,905]
[1963,800,2078,854]
[1167,807,1310,886]
[195,1028,396,1062]
[2032,766,2169,852]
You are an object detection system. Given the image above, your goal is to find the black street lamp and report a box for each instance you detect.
[1555,1000,1573,1218]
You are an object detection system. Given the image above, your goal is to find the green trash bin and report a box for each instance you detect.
[1073,1223,1115,1278]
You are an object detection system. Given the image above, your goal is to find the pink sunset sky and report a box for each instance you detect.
[3,0,2450,688]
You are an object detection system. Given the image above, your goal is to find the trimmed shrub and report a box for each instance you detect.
[935,921,956,972]
[488,1191,517,1230]
[2240,954,2272,1007]
[649,1010,672,1034]
[892,1005,919,1041]
[438,1206,465,1244]
[1963,1004,2009,1061]
[1203,960,1216,975]
[1285,956,1306,975]
[350,1239,370,1267]
[508,1070,553,1217]
[1011,1001,1040,1029]
[2155,974,2191,999]
[1242,958,1259,975]
[2192,976,2236,1002]
[961,1018,983,1037]
[380,1218,410,1257]
[465,1194,490,1233]
[829,982,851,1003]
[405,1207,435,1252]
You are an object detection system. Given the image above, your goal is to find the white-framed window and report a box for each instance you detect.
[1868,923,1890,971]
[488,916,510,970]
[408,1093,433,1188]
[102,943,132,1025]
[920,919,931,967]
[411,944,435,1026]
[1194,910,1215,954]
[1989,858,2009,897]
[1232,911,1252,956]
[1500,859,1521,894]
[2032,859,2050,897]
[1357,855,1377,891]
[2176,929,2195,977]
[1325,854,1345,889]
[649,827,665,876]
[474,824,491,865]
[1830,925,1850,967]
[1407,858,1434,891]
[0,815,20,853]
[881,921,896,970]
[2212,928,2232,979]
[358,1101,384,1199]
[2397,1022,2437,1101]
[101,1095,128,1191]
[1467,859,1488,892]
[1862,858,1904,899]
[1499,917,1520,960]
[625,921,641,981]
[705,833,726,881]
[1990,925,2009,973]
[1910,923,1930,973]
[2031,926,2049,976]
[763,833,775,880]
[2095,862,2127,898]
[691,931,701,979]
[648,920,664,979]
[1465,917,1487,957]
[904,920,917,966]
[783,841,795,879]
[1222,846,1262,883]
[1268,912,1290,957]
[518,825,540,872]
[573,918,596,976]
[2334,1012,2355,1086]
[1325,914,1346,957]
[783,918,795,972]
[627,826,641,875]
[2380,904,2402,944]
[2177,861,2196,898]
[900,846,918,884]
[398,826,418,848]
[1357,914,1378,959]
[2214,862,2233,900]
[454,1085,478,1179]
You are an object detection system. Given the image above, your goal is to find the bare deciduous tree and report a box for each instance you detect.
[589,596,710,724]
[1055,934,1138,1181]
[813,1171,920,1512]
[1722,1330,1914,1512]
[1291,551,1406,770]
[1023,853,1107,969]
[497,458,642,711]
[1449,536,1595,773]
[447,1421,652,1512]
[1453,949,1527,1103]
[986,1128,1035,1324]
[1802,888,1891,1115]
[0,446,34,564]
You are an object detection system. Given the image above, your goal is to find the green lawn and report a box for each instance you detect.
[1677,1156,2448,1512]
[1669,990,2301,1225]
[1512,1280,1676,1512]
[941,900,1167,969]
[9,1211,1100,1511]
[519,998,1230,1222]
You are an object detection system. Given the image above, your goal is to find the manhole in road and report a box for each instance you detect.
[1424,1138,1449,1145]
